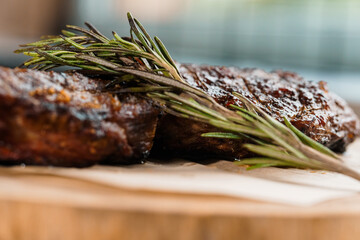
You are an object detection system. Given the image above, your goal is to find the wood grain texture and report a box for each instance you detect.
[1,169,360,240]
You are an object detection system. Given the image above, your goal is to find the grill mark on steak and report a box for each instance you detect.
[0,67,159,167]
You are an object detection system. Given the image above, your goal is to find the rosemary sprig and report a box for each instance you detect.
[15,13,182,81]
[148,91,360,179]
[15,12,360,181]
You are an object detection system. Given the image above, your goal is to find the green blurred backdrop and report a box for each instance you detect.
[1,0,360,100]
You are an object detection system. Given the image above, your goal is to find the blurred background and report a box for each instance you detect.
[1,0,360,101]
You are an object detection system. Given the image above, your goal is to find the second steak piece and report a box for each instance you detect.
[0,67,159,167]
[153,64,360,159]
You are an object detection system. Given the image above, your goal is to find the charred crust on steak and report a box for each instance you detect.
[152,64,360,159]
[0,63,359,166]
[0,67,159,167]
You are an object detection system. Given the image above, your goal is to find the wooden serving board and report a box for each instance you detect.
[1,104,360,240]
[1,162,360,240]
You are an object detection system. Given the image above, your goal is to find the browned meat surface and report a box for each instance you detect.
[0,63,358,166]
[0,67,158,167]
[153,64,360,159]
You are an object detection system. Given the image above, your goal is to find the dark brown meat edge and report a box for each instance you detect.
[0,64,358,167]
[152,64,360,159]
[0,67,159,167]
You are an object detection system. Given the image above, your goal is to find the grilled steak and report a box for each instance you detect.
[0,63,358,166]
[0,67,158,167]
[152,64,360,159]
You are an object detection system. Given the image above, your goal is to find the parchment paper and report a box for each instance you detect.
[3,140,360,206]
